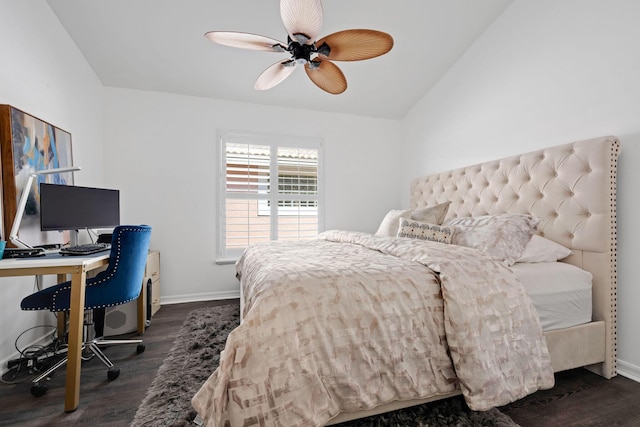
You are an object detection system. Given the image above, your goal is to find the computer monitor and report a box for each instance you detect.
[39,183,120,231]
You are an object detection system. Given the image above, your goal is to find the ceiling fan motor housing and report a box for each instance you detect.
[288,37,314,63]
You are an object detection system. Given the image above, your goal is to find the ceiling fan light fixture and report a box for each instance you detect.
[307,59,321,70]
[316,42,331,57]
[292,33,311,44]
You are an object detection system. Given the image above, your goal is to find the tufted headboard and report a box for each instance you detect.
[410,136,620,378]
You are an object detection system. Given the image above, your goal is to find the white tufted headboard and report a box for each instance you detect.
[410,136,620,378]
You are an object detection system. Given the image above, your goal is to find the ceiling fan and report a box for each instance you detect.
[204,0,393,95]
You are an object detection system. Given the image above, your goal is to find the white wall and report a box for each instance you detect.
[102,87,401,303]
[0,1,105,367]
[401,0,640,380]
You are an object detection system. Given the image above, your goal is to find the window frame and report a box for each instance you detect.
[217,130,324,263]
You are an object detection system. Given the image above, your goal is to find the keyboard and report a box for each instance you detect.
[3,247,46,258]
[59,243,111,256]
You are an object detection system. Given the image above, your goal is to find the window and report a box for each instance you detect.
[218,131,323,261]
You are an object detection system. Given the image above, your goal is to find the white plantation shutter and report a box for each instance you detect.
[218,131,323,260]
[225,143,271,250]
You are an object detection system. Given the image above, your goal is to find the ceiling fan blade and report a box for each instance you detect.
[205,31,286,52]
[255,60,297,90]
[316,29,394,61]
[280,0,323,45]
[304,59,347,94]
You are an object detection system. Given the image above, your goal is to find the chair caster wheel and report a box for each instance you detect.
[136,343,146,354]
[31,384,48,397]
[107,368,120,381]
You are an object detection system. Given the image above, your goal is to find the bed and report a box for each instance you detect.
[192,135,620,426]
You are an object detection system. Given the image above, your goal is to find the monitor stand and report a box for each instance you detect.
[69,229,80,247]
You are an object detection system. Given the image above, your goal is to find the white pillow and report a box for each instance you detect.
[375,209,411,236]
[517,235,573,263]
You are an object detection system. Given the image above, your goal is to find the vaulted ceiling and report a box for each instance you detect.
[47,0,512,119]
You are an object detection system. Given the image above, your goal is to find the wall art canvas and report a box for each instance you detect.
[0,105,74,247]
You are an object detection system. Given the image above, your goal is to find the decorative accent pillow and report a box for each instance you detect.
[375,202,451,237]
[397,218,454,244]
[445,214,539,266]
[516,235,573,263]
[411,201,451,224]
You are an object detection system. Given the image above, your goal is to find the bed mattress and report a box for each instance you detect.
[512,262,592,331]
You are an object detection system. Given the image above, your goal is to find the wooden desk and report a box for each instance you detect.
[0,253,110,412]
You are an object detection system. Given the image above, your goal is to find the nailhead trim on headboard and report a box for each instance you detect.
[609,140,619,377]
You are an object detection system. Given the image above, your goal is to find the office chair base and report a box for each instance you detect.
[31,383,48,397]
[30,356,69,390]
[90,338,145,381]
[107,368,120,381]
[29,337,145,397]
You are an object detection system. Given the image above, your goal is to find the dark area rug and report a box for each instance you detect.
[132,303,519,426]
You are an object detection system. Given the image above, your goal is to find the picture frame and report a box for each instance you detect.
[0,105,74,247]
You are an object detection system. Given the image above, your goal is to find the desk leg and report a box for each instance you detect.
[56,274,67,340]
[64,268,87,413]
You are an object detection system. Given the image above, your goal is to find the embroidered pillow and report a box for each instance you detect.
[516,235,573,263]
[397,218,454,244]
[375,202,451,237]
[445,214,538,266]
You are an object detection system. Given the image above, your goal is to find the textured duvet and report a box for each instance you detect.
[192,230,554,426]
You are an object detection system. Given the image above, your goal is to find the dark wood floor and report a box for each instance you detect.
[501,367,640,426]
[1,299,639,426]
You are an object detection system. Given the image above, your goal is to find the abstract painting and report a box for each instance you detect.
[0,105,74,246]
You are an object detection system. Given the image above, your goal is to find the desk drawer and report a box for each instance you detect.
[145,250,160,282]
[151,279,161,315]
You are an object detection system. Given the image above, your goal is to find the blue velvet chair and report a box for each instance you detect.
[21,225,152,397]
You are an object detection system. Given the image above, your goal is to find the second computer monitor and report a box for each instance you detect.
[39,183,120,231]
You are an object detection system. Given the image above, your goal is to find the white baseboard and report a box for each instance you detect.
[159,290,240,306]
[617,359,640,382]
